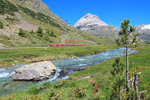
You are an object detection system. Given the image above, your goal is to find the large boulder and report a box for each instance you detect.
[12,61,57,81]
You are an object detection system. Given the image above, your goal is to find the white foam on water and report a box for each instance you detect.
[77,64,86,67]
[39,68,61,84]
[55,76,69,81]
[0,72,10,78]
[48,68,61,81]
[0,68,5,72]
[10,71,15,76]
[78,59,85,61]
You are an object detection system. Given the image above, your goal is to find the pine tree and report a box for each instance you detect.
[37,27,43,37]
[50,31,56,37]
[117,19,139,92]
[0,21,3,29]
[30,30,34,34]
[111,58,125,100]
[18,28,26,37]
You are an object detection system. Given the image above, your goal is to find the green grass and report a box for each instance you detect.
[1,45,150,99]
[0,46,117,67]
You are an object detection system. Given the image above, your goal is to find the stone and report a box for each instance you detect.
[12,61,57,81]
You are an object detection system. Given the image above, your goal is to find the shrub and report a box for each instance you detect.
[54,81,64,88]
[49,89,60,100]
[37,27,43,37]
[18,28,26,37]
[50,31,56,37]
[73,87,86,98]
[30,30,34,34]
[46,29,50,34]
[91,81,99,95]
[0,21,3,29]
[47,30,56,37]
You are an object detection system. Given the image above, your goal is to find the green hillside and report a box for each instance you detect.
[0,0,111,48]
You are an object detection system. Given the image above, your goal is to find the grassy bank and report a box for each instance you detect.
[1,45,150,99]
[0,46,117,67]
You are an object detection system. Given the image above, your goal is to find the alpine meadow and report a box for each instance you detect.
[0,0,150,100]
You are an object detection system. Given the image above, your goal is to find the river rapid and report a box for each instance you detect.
[0,48,137,97]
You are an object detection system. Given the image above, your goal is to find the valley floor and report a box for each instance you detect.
[1,45,150,99]
[0,46,117,67]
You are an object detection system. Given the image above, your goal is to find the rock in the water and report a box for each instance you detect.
[12,61,57,81]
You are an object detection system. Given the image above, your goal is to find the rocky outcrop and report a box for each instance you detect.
[12,61,57,81]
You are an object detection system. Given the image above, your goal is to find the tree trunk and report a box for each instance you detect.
[134,73,141,100]
[119,84,121,100]
[126,46,130,92]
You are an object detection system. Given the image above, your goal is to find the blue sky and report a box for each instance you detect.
[42,0,150,27]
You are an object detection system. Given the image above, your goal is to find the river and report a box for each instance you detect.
[0,48,137,97]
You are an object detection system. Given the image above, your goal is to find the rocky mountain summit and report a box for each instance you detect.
[74,13,120,41]
[74,13,108,30]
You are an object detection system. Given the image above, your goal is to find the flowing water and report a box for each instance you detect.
[0,48,137,97]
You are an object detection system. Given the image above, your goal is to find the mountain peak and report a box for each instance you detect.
[84,13,98,18]
[74,13,108,30]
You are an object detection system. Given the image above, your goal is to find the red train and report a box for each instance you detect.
[50,44,87,47]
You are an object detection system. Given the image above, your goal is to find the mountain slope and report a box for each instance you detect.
[0,0,106,48]
[74,13,120,41]
[10,0,69,27]
[136,24,150,43]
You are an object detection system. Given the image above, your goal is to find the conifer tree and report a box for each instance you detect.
[111,58,125,100]
[117,19,139,92]
[37,27,43,37]
[0,21,3,29]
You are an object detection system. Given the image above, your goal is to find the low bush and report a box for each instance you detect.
[0,21,3,29]
[37,27,43,37]
[18,28,26,37]
[49,31,57,37]
[54,81,64,88]
[72,87,86,98]
[30,30,35,34]
[49,89,60,100]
